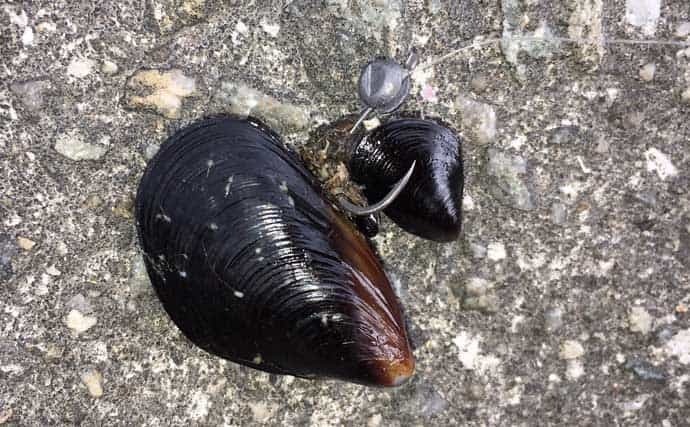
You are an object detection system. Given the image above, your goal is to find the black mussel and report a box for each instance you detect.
[347,118,464,242]
[135,116,414,387]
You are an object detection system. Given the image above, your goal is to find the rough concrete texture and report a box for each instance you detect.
[1,0,689,425]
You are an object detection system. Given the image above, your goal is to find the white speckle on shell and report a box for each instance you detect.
[234,290,244,298]
[253,354,263,364]
[208,222,219,231]
[179,271,187,278]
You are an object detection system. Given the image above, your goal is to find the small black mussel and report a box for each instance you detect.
[135,116,414,387]
[347,118,464,242]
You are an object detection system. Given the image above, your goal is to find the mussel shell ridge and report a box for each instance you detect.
[348,118,464,242]
[135,116,414,386]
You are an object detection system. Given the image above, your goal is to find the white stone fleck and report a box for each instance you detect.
[455,95,497,144]
[208,222,218,231]
[625,0,660,36]
[187,390,211,421]
[645,148,678,180]
[231,20,249,45]
[46,265,61,276]
[248,401,277,424]
[639,63,655,82]
[559,340,585,360]
[666,328,690,365]
[677,22,690,37]
[55,130,108,161]
[67,57,96,78]
[566,359,585,380]
[179,271,187,278]
[367,414,383,427]
[260,20,280,37]
[682,88,690,105]
[628,306,653,335]
[64,309,97,334]
[126,69,196,119]
[7,8,28,27]
[462,194,475,211]
[101,60,118,75]
[81,369,103,398]
[234,290,244,298]
[487,242,506,262]
[218,81,309,132]
[21,26,34,46]
[253,354,262,364]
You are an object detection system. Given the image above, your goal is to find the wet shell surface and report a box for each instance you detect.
[135,116,414,387]
[348,118,464,242]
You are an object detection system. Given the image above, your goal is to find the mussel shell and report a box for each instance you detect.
[348,118,463,242]
[135,116,414,386]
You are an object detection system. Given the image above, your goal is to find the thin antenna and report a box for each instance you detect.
[415,35,690,72]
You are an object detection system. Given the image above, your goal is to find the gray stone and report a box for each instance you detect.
[0,234,18,282]
[625,358,667,382]
[455,95,497,144]
[551,202,567,225]
[54,130,108,161]
[9,80,50,112]
[216,81,310,133]
[486,149,536,211]
[544,307,564,332]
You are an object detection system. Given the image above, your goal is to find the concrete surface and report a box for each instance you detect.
[1,0,689,425]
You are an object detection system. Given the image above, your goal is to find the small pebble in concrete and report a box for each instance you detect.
[0,234,18,281]
[46,265,61,276]
[455,95,497,144]
[101,60,118,75]
[216,81,310,133]
[625,0,661,36]
[665,328,690,364]
[67,57,96,78]
[462,277,498,313]
[628,306,653,334]
[551,202,567,225]
[81,369,103,397]
[55,130,108,161]
[544,307,564,332]
[16,237,35,251]
[676,22,690,37]
[470,74,488,93]
[487,242,506,261]
[487,149,536,211]
[248,401,277,423]
[9,80,50,112]
[559,340,585,360]
[681,88,690,105]
[126,69,196,119]
[625,358,667,382]
[64,309,97,334]
[67,294,93,314]
[644,148,678,180]
[639,63,655,82]
[566,359,585,380]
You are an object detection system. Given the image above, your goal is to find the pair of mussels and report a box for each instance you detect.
[135,115,463,387]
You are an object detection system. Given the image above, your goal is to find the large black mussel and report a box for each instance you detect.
[347,118,464,242]
[135,116,414,387]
